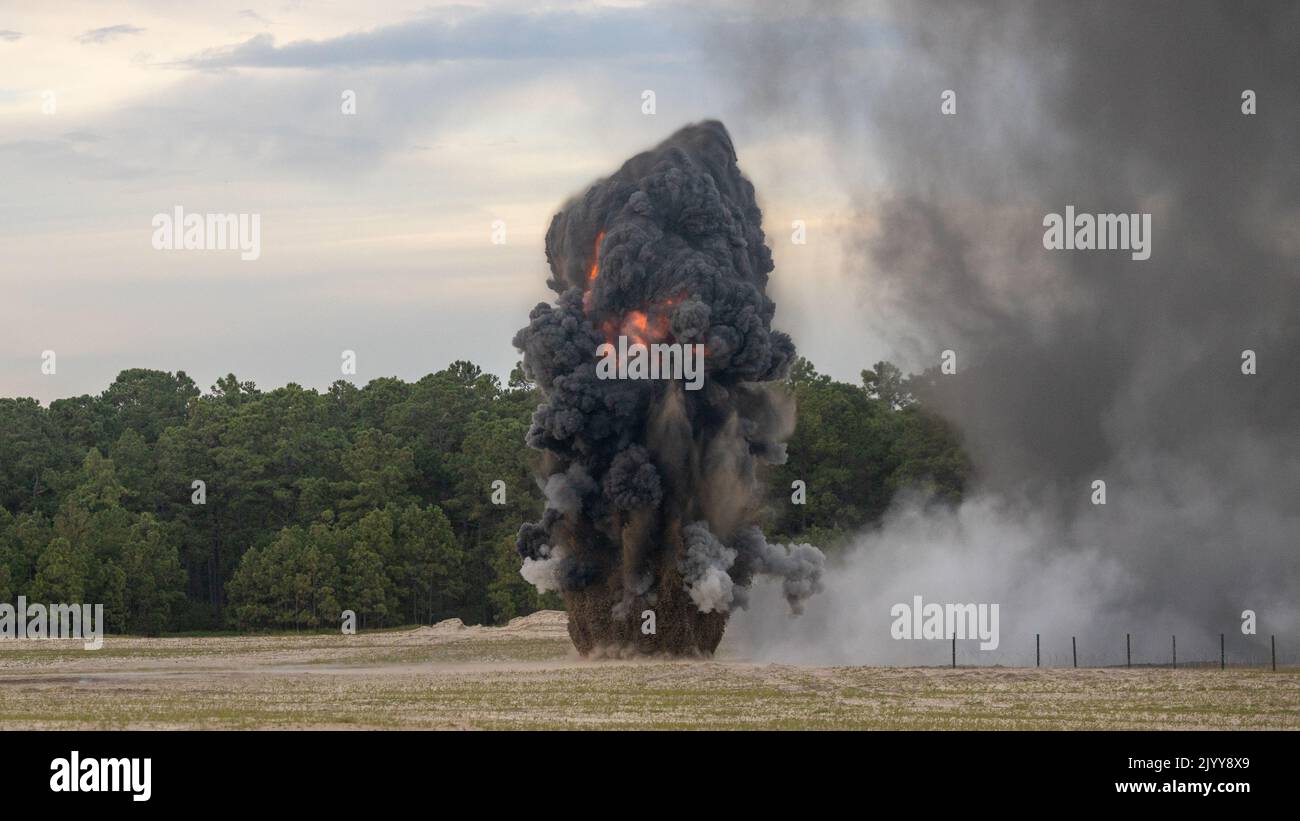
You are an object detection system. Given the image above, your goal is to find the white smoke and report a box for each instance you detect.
[542,464,596,515]
[680,522,739,613]
[712,0,1300,665]
[726,490,1294,666]
[520,544,568,594]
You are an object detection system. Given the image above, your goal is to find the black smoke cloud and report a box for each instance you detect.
[713,0,1300,662]
[514,121,824,653]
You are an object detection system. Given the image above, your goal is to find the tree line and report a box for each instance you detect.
[0,358,968,633]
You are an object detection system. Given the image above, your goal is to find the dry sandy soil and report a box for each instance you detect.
[1,611,1295,729]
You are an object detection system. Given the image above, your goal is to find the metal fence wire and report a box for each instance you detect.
[941,633,1292,670]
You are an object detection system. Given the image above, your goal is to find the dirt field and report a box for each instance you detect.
[1,611,1296,730]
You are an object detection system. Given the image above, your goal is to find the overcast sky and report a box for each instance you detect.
[0,0,902,403]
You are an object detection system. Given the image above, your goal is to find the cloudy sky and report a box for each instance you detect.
[0,0,898,403]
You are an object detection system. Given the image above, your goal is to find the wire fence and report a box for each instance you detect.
[939,633,1293,670]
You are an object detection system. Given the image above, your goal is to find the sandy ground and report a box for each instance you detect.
[0,611,1296,729]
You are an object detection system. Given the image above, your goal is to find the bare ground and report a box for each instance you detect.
[1,611,1295,730]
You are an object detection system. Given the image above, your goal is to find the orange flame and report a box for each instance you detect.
[583,231,605,315]
[584,236,688,350]
[622,310,649,344]
[618,308,674,346]
[588,232,605,284]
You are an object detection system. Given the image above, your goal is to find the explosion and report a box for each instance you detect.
[513,121,825,656]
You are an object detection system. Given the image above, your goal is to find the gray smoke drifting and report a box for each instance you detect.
[682,522,741,613]
[514,121,825,654]
[716,1,1300,664]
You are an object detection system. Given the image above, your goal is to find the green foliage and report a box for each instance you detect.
[0,359,968,632]
[121,515,186,634]
[769,358,970,545]
[226,525,339,631]
[487,532,561,622]
[30,536,88,604]
[0,397,69,515]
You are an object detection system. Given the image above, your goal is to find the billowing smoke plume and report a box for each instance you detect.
[514,121,825,655]
[715,1,1300,663]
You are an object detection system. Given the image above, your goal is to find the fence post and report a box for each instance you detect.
[1220,633,1225,670]
[1036,633,1040,668]
[1272,635,1276,672]
[1072,636,1077,668]
[952,635,956,669]
[1126,633,1131,668]
[1172,635,1176,668]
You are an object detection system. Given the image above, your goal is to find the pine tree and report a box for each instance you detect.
[122,515,186,635]
[344,540,389,629]
[30,537,88,603]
